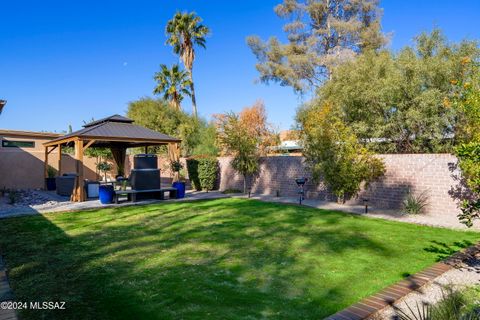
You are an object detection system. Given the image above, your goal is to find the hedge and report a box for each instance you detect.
[186,158,201,191]
[198,157,219,191]
[186,157,218,191]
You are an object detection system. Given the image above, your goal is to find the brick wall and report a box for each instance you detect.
[124,153,460,214]
[216,154,460,214]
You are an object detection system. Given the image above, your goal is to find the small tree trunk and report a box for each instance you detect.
[243,174,247,194]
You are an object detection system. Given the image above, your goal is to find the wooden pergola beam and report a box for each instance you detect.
[47,145,58,154]
[44,145,58,188]
[83,139,96,152]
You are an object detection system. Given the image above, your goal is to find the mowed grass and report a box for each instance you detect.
[0,198,478,319]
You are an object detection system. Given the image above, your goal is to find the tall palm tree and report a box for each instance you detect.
[166,12,209,117]
[153,64,192,111]
[0,100,6,114]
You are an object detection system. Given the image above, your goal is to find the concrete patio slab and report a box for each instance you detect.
[0,190,229,219]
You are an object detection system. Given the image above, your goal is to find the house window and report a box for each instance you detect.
[2,140,35,148]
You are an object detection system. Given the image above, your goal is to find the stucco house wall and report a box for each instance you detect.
[0,129,101,189]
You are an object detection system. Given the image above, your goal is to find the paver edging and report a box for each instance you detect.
[324,241,480,320]
[0,255,17,320]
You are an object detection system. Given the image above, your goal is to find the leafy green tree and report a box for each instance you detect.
[166,12,210,117]
[297,101,385,202]
[215,113,260,194]
[452,58,480,227]
[191,122,219,156]
[127,97,216,157]
[247,0,385,92]
[318,29,480,153]
[153,64,192,111]
[215,102,277,193]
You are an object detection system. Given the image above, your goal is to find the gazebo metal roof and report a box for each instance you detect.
[44,114,181,148]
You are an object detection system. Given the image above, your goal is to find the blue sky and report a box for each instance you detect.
[1,0,479,133]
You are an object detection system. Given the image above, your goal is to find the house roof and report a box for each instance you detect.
[44,115,181,147]
[0,129,62,139]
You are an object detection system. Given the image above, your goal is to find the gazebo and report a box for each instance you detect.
[43,115,181,202]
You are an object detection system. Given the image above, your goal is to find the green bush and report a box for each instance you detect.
[197,158,218,192]
[47,165,57,178]
[7,190,20,205]
[186,158,201,191]
[297,102,385,202]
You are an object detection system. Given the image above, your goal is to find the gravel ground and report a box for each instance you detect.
[0,190,66,217]
[236,194,480,230]
[373,246,480,319]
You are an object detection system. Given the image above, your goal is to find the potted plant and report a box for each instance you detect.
[45,165,57,191]
[171,160,186,199]
[97,161,113,182]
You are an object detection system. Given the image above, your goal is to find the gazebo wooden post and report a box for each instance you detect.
[168,142,181,182]
[72,139,85,202]
[58,144,62,176]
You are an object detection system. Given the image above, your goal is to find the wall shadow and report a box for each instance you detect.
[0,147,98,190]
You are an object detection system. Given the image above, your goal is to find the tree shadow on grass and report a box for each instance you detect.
[423,240,473,261]
[0,198,473,320]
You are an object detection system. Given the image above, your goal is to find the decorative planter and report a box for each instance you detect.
[172,181,186,199]
[99,185,114,204]
[45,178,56,191]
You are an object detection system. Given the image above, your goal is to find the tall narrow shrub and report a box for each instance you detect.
[198,158,218,192]
[186,158,201,191]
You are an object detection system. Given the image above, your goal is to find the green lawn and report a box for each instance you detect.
[0,198,478,319]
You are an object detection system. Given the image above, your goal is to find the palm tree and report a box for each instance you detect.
[153,64,192,111]
[166,12,209,117]
[0,100,6,114]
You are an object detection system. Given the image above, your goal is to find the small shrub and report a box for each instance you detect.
[403,190,429,215]
[186,158,201,191]
[170,160,184,182]
[198,158,218,192]
[170,160,184,173]
[7,190,20,204]
[47,165,57,178]
[395,286,480,320]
